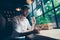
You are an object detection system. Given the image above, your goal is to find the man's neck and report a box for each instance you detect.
[20,15,26,19]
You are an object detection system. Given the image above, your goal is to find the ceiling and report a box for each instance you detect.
[0,0,28,9]
[0,0,49,18]
[0,0,49,9]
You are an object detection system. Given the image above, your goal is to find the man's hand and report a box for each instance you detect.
[35,27,41,33]
[33,29,39,34]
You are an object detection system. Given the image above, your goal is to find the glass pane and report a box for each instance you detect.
[36,15,43,25]
[34,8,42,17]
[55,7,60,27]
[44,0,53,13]
[36,10,55,25]
[55,7,60,15]
[53,0,60,7]
[33,0,36,10]
[36,0,41,9]
[45,10,55,22]
[44,10,56,27]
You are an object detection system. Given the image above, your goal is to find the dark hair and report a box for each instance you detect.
[21,6,29,11]
[20,6,29,14]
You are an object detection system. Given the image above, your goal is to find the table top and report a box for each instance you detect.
[37,29,60,40]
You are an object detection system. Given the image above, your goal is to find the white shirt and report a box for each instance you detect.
[12,16,31,38]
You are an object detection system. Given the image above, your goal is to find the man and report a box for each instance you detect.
[11,6,39,40]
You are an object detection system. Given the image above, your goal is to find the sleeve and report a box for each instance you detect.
[12,17,19,25]
[27,19,31,30]
[12,17,18,30]
[12,17,23,33]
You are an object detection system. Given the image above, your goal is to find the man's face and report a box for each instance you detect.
[23,9,29,17]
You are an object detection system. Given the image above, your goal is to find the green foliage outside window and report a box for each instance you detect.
[53,0,60,7]
[35,0,60,25]
[55,7,60,14]
[44,0,52,12]
[36,15,50,25]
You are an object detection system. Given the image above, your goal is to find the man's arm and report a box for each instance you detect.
[29,17,36,30]
[20,17,37,34]
[12,17,38,36]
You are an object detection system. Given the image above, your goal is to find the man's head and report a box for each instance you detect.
[20,6,30,17]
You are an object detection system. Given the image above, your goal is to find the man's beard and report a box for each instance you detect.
[23,14,28,17]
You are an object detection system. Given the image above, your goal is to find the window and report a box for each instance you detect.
[44,0,53,13]
[55,7,60,27]
[31,0,60,28]
[34,8,42,17]
[55,7,60,15]
[45,10,54,17]
[45,10,55,23]
[36,15,43,25]
[33,0,36,10]
[53,0,60,7]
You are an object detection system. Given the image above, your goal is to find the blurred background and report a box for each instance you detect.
[0,0,60,40]
[0,0,60,28]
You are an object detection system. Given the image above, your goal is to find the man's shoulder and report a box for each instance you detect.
[13,16,20,21]
[13,16,19,19]
[25,18,29,22]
